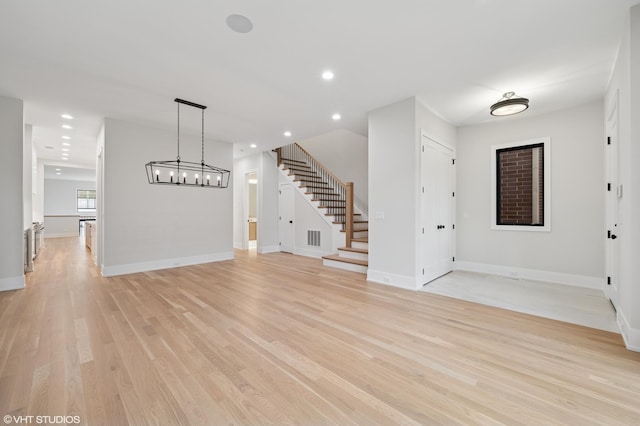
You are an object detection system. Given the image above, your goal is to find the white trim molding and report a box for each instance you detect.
[618,309,640,352]
[0,275,25,292]
[101,252,234,277]
[367,270,420,291]
[294,247,334,259]
[257,245,281,254]
[455,261,602,289]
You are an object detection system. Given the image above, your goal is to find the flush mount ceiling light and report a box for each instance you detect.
[145,98,230,188]
[490,92,529,116]
[226,14,253,33]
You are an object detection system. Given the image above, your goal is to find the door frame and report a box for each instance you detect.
[245,170,258,249]
[604,90,620,308]
[420,130,456,284]
[278,183,294,253]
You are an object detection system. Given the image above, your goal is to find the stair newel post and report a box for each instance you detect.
[345,182,354,248]
[276,147,282,167]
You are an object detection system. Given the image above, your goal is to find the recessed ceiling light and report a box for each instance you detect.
[61,114,74,120]
[62,142,71,146]
[322,70,335,80]
[226,14,253,33]
[61,124,72,129]
[62,148,70,152]
[250,143,257,148]
[332,113,341,121]
[56,172,62,175]
[55,168,61,171]
[284,131,292,137]
[62,157,69,160]
[62,136,71,140]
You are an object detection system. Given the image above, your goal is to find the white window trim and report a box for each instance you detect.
[490,137,551,232]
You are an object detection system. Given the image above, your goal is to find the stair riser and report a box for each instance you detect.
[352,241,369,250]
[322,259,368,274]
[352,230,368,238]
[338,250,368,261]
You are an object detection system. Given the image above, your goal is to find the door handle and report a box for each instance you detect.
[289,220,293,224]
[611,234,617,240]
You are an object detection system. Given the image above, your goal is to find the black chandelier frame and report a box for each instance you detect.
[145,98,230,188]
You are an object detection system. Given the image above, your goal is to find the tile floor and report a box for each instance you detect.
[421,270,619,333]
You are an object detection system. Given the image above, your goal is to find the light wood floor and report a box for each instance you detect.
[1,238,639,425]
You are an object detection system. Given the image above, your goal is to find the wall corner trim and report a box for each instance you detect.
[367,270,420,290]
[101,251,234,277]
[0,275,26,292]
[455,261,602,289]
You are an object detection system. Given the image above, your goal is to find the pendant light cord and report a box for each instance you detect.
[177,102,181,162]
[201,109,205,165]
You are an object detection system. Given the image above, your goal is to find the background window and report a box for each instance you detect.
[496,143,544,226]
[77,189,96,213]
[491,138,550,232]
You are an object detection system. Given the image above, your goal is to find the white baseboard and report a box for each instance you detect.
[294,247,333,259]
[367,269,419,291]
[617,309,640,352]
[455,261,601,290]
[101,251,234,277]
[45,232,78,238]
[258,245,280,254]
[0,275,25,292]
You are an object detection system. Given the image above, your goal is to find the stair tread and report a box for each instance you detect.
[338,247,368,254]
[332,220,368,224]
[352,237,368,243]
[340,229,368,233]
[280,158,307,164]
[322,254,368,266]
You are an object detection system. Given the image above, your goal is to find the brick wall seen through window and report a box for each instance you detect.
[496,143,544,226]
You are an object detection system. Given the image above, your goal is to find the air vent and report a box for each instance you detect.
[307,230,321,247]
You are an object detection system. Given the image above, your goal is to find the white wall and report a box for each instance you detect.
[33,159,45,223]
[606,4,640,351]
[23,124,32,230]
[368,97,456,289]
[44,179,96,215]
[233,151,280,253]
[0,96,25,291]
[101,118,233,276]
[456,101,605,288]
[298,129,369,214]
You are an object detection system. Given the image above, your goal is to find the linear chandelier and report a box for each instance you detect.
[145,98,230,188]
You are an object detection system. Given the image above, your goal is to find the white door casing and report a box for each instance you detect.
[605,92,620,308]
[279,183,294,253]
[421,134,455,284]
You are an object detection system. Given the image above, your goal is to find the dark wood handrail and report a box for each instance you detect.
[276,143,356,248]
[294,143,347,188]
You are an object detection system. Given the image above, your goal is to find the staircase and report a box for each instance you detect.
[276,144,368,274]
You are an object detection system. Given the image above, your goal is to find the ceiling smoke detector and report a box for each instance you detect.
[226,14,253,34]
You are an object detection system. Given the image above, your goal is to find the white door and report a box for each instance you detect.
[421,135,455,284]
[605,95,620,308]
[279,184,294,253]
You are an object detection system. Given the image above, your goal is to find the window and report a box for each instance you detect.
[491,138,550,232]
[77,189,96,213]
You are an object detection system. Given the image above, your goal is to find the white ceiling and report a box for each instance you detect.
[1,0,638,166]
[44,165,96,182]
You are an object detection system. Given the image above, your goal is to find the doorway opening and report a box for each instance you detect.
[246,171,258,251]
